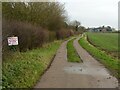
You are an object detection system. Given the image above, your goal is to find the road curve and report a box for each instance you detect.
[34,37,118,88]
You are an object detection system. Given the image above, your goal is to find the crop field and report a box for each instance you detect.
[86,32,119,58]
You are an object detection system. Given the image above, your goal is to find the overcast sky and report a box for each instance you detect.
[59,0,119,29]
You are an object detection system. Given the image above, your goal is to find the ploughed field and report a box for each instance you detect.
[86,32,119,59]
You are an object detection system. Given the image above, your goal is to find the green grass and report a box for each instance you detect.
[87,32,118,51]
[67,38,81,63]
[86,32,119,59]
[79,35,120,78]
[2,41,62,88]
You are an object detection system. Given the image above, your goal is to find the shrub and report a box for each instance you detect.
[2,19,74,60]
[56,29,74,40]
[49,31,56,42]
[2,19,49,53]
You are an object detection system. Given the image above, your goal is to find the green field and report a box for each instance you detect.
[87,33,119,58]
[67,38,81,63]
[79,33,120,79]
[2,41,61,88]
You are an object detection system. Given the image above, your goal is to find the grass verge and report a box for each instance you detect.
[2,41,62,88]
[67,38,81,63]
[78,34,120,79]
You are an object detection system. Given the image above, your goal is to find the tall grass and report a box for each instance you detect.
[2,41,62,88]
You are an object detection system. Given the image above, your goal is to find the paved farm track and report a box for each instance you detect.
[34,37,118,88]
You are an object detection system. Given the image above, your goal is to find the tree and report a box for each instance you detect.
[2,2,67,31]
[69,20,81,31]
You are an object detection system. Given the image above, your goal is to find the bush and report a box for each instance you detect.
[2,41,61,88]
[2,19,74,60]
[49,31,56,42]
[56,29,74,39]
[2,19,49,53]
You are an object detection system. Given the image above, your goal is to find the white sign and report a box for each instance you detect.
[8,37,18,46]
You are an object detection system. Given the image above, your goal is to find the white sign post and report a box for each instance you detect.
[8,37,18,46]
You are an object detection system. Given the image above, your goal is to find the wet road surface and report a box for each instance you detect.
[34,37,118,88]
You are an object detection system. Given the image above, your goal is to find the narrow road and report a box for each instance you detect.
[34,37,118,88]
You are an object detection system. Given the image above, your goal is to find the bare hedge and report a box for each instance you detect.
[2,19,74,56]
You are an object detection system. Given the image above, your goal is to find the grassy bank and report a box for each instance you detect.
[79,34,120,78]
[2,41,62,88]
[67,38,81,63]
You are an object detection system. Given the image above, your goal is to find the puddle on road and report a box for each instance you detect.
[64,66,110,76]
